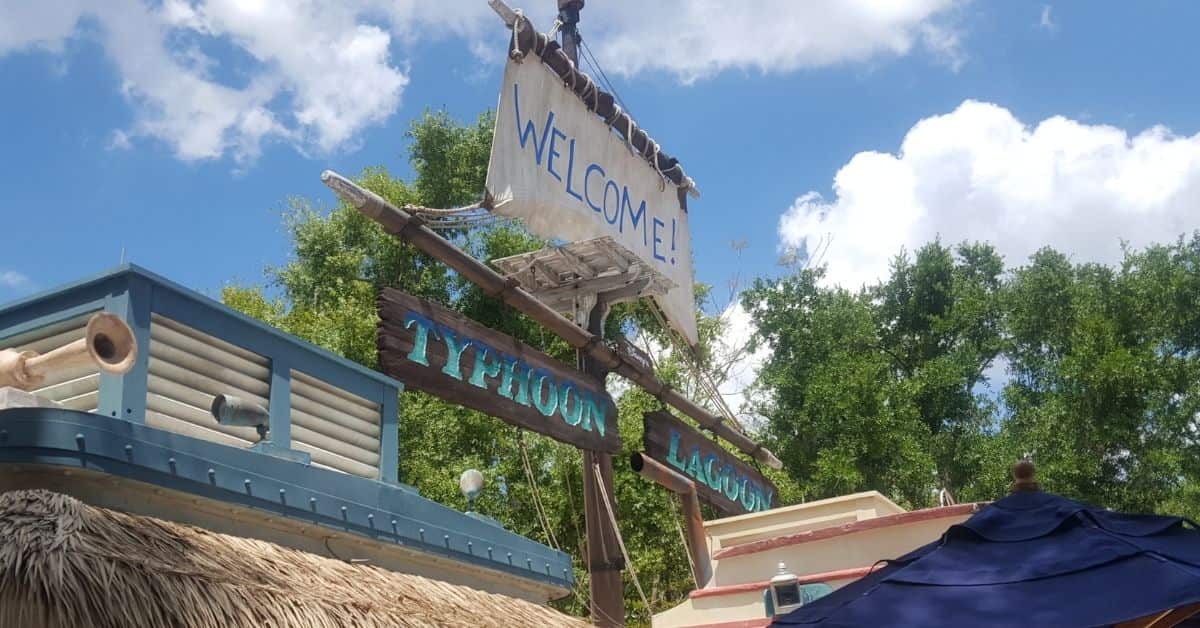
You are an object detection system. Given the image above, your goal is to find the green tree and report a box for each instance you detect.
[984,237,1200,514]
[743,265,936,506]
[745,233,1200,522]
[743,242,1003,507]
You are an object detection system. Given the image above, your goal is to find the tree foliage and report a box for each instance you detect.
[744,236,1200,519]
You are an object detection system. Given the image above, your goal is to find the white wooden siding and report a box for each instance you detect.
[145,314,268,447]
[290,369,381,479]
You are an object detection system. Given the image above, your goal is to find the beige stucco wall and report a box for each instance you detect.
[653,492,977,627]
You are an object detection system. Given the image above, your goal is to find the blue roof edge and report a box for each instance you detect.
[0,263,399,389]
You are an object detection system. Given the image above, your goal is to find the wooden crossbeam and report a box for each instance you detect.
[555,246,596,280]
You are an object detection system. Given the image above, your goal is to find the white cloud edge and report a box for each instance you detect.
[0,0,967,166]
[0,270,32,289]
[780,100,1200,291]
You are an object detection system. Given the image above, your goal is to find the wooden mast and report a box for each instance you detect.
[551,4,625,624]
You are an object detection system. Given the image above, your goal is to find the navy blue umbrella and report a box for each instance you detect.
[774,464,1200,628]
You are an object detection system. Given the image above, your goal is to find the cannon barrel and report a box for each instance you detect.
[0,312,138,390]
[210,394,269,429]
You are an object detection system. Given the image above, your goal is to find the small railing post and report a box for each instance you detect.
[378,383,400,483]
[267,357,292,449]
[98,274,150,423]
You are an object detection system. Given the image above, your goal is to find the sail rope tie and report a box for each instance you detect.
[510,10,526,60]
[649,139,668,191]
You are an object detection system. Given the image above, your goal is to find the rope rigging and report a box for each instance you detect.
[515,428,560,551]
[593,462,652,620]
[404,201,507,231]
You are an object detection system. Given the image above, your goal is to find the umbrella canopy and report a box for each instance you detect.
[0,489,585,628]
[774,466,1200,628]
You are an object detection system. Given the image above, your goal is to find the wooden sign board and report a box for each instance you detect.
[643,411,777,516]
[378,289,620,453]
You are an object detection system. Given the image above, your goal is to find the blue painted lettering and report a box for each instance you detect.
[685,447,704,480]
[603,180,621,225]
[530,370,559,417]
[546,127,566,181]
[513,83,555,165]
[439,328,473,381]
[564,139,583,201]
[652,218,667,262]
[722,465,740,501]
[584,164,605,213]
[403,313,438,366]
[666,431,686,471]
[559,381,583,426]
[703,454,723,491]
[621,188,648,245]
[497,357,531,406]
[740,478,756,511]
[580,391,607,437]
[468,343,503,389]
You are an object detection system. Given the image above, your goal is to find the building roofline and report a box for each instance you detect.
[0,263,399,389]
[712,502,985,560]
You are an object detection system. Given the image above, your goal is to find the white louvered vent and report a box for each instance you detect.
[290,369,381,479]
[145,314,269,449]
[0,313,100,411]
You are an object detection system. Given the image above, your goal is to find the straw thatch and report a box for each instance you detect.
[0,490,586,628]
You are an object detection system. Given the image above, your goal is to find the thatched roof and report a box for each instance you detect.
[0,490,586,628]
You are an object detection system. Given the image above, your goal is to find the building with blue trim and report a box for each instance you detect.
[0,264,572,602]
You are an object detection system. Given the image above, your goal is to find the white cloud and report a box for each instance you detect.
[0,1,968,163]
[0,271,31,289]
[779,101,1200,289]
[0,0,495,163]
[1038,5,1057,32]
[612,303,766,427]
[713,300,770,429]
[107,130,132,151]
[579,0,965,82]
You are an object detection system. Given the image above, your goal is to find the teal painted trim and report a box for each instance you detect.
[0,264,135,321]
[268,356,292,449]
[118,275,152,423]
[378,383,400,483]
[0,299,107,343]
[0,264,398,391]
[97,276,133,420]
[0,270,122,342]
[251,440,310,464]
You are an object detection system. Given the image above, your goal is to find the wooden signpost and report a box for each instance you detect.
[378,288,620,453]
[643,411,777,517]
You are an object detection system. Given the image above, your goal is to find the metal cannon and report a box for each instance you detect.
[0,312,138,390]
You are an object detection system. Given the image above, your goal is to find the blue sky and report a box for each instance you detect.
[2,0,1199,328]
